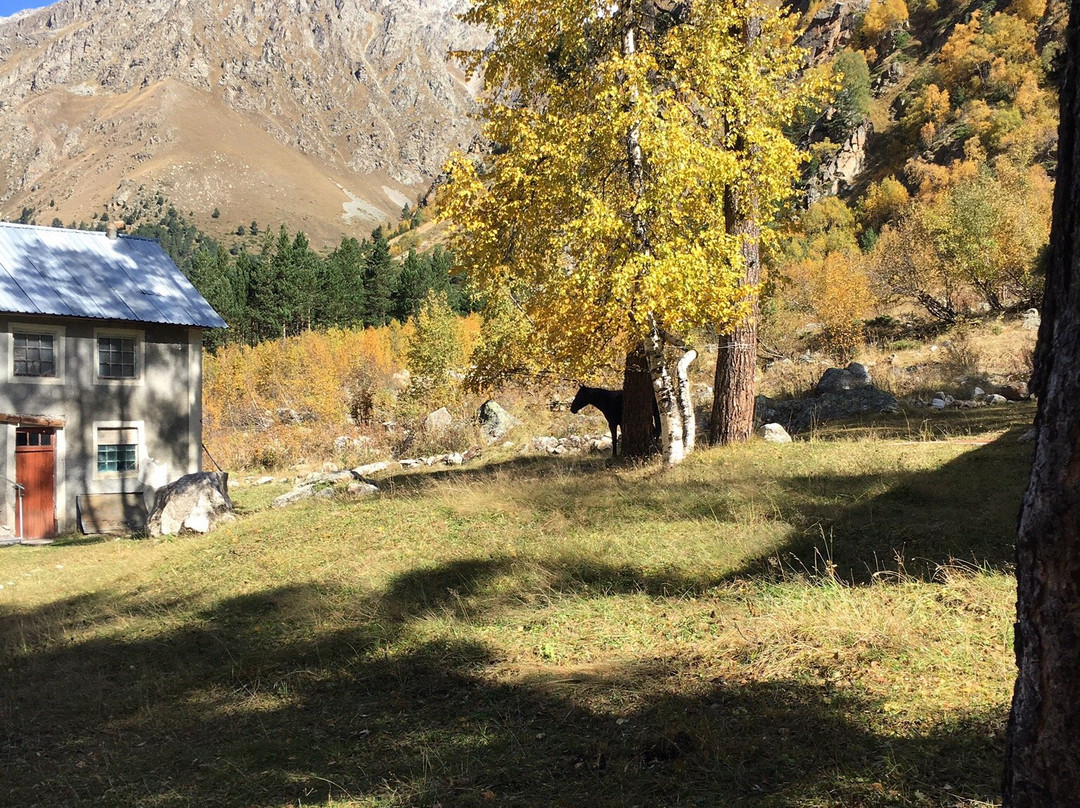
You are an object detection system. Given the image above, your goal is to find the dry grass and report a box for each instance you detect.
[760,314,1037,402]
[0,406,1033,807]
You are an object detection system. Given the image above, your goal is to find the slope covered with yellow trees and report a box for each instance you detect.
[766,0,1064,357]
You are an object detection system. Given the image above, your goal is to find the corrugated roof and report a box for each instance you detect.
[0,222,227,329]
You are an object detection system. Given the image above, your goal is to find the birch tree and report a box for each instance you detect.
[441,0,822,464]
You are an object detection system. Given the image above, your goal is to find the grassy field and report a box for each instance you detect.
[0,405,1033,807]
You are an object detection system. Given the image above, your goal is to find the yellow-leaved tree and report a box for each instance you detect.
[441,0,828,464]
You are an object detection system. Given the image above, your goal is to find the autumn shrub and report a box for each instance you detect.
[405,290,467,407]
[783,252,877,360]
[858,176,911,236]
[204,325,408,470]
[855,0,909,54]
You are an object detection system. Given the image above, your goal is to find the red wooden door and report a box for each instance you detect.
[15,428,56,539]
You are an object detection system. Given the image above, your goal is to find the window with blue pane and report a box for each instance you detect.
[97,427,139,473]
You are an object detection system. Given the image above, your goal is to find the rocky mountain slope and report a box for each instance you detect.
[0,0,486,248]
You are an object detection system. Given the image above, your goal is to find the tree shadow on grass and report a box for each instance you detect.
[2,578,1005,808]
[1,417,1030,806]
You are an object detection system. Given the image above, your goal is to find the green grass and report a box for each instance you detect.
[0,406,1033,807]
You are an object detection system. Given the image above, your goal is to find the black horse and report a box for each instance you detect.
[570,385,660,459]
[570,386,623,459]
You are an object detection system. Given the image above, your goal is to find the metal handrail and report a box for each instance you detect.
[1,476,24,540]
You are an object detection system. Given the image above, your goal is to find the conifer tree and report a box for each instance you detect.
[363,226,397,327]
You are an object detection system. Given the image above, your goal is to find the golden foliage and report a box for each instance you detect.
[866,156,1051,318]
[858,176,911,233]
[441,0,832,380]
[857,0,910,47]
[405,291,467,403]
[784,252,876,359]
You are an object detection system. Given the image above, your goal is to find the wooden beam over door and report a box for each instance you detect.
[0,413,66,428]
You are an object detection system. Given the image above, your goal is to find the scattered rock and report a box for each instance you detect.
[1018,427,1038,444]
[984,393,1008,405]
[478,399,519,442]
[996,382,1030,401]
[424,407,453,433]
[348,481,379,496]
[352,461,390,477]
[1022,308,1041,331]
[271,484,317,508]
[147,472,236,536]
[760,423,793,444]
[816,362,872,394]
[755,364,899,434]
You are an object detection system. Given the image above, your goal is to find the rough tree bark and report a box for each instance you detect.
[710,13,762,447]
[622,346,658,458]
[710,215,761,445]
[1003,2,1080,803]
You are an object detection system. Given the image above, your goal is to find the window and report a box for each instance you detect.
[13,332,56,377]
[97,427,138,473]
[98,336,136,379]
[15,430,52,447]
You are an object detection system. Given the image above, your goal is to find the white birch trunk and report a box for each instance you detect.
[645,323,685,466]
[676,348,698,455]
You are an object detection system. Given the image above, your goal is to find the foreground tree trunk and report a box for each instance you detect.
[1003,3,1080,803]
[622,346,658,458]
[710,216,761,445]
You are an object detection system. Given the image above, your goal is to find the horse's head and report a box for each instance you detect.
[569,385,588,414]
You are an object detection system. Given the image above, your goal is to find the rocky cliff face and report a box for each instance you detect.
[0,0,485,246]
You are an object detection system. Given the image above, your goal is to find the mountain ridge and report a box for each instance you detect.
[0,0,486,248]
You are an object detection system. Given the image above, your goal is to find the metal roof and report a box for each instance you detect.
[0,222,227,329]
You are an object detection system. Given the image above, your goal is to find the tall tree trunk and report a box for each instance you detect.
[709,12,762,447]
[622,346,658,458]
[710,216,761,445]
[1003,2,1080,803]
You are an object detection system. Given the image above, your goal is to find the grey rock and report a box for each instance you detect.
[985,393,1008,405]
[1022,308,1041,331]
[351,461,390,477]
[478,399,519,442]
[755,383,900,434]
[347,481,379,496]
[444,452,464,466]
[761,423,793,443]
[147,471,235,536]
[816,362,873,394]
[271,484,316,509]
[424,407,453,433]
[996,382,1030,401]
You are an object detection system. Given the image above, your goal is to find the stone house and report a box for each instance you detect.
[0,222,226,540]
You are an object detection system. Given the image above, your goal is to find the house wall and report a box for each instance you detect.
[0,316,204,533]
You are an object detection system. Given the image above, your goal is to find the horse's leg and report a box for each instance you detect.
[609,419,619,459]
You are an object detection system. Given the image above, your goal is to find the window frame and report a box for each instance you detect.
[94,328,144,385]
[8,323,65,385]
[93,421,143,478]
